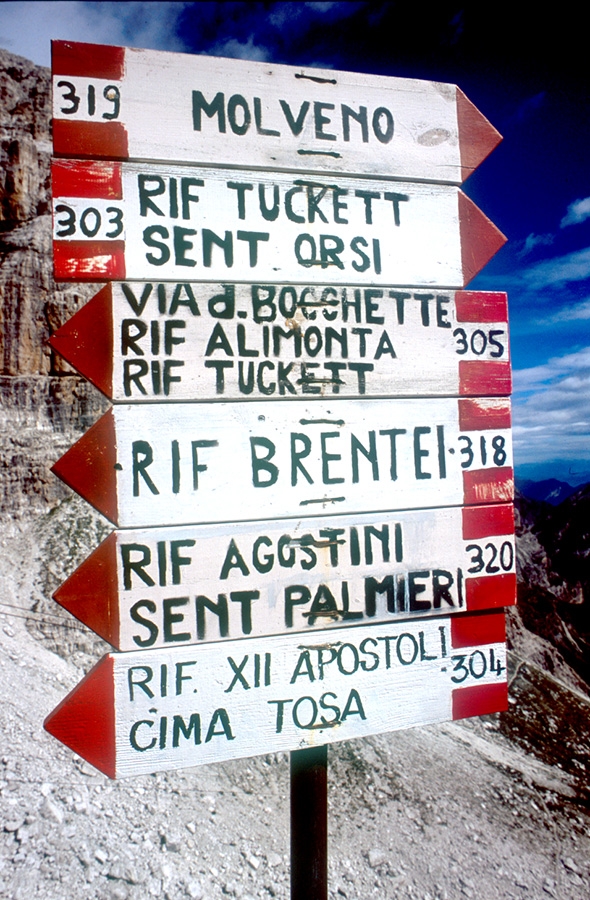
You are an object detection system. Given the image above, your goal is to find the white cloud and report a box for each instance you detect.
[0,1,189,66]
[561,196,590,228]
[270,1,355,28]
[305,2,340,10]
[513,347,590,392]
[519,246,590,290]
[512,348,590,464]
[207,36,271,62]
[509,196,590,289]
[304,1,362,15]
[269,3,306,28]
[537,297,590,325]
[517,232,554,258]
[506,91,545,126]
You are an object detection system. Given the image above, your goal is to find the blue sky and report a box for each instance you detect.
[1,1,589,484]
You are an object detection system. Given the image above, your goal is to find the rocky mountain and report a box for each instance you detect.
[1,45,590,900]
[514,485,590,688]
[0,43,586,677]
[0,47,107,519]
[1,40,590,723]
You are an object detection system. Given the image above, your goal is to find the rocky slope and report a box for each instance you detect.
[513,487,590,691]
[2,496,590,900]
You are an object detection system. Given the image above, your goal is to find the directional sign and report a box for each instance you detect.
[51,396,513,528]
[51,159,506,285]
[48,39,513,786]
[52,40,501,185]
[54,504,515,651]
[50,283,511,402]
[44,609,508,778]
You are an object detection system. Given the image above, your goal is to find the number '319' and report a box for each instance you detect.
[56,81,120,119]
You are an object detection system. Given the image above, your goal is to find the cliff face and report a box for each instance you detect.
[0,48,107,517]
[0,47,50,227]
[514,487,590,689]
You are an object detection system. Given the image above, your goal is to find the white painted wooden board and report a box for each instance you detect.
[50,282,511,402]
[55,504,516,651]
[51,159,505,286]
[44,611,508,778]
[51,40,501,184]
[51,396,513,528]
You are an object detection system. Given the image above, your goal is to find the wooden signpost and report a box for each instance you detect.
[50,283,511,402]
[44,610,507,779]
[46,39,512,900]
[51,40,501,183]
[51,158,505,285]
[53,504,516,650]
[51,397,513,528]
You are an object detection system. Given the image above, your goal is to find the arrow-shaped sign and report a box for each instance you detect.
[54,504,515,651]
[44,610,508,778]
[51,160,506,285]
[52,40,500,185]
[50,283,511,402]
[51,397,513,528]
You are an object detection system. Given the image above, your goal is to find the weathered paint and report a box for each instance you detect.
[51,40,501,184]
[48,39,513,783]
[44,610,508,778]
[51,159,506,286]
[51,397,513,528]
[50,283,511,402]
[54,504,515,650]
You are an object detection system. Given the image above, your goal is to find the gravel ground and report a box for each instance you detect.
[1,509,590,900]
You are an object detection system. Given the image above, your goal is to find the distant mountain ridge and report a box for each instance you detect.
[516,477,580,505]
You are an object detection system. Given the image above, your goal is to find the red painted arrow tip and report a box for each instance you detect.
[54,532,120,648]
[44,655,116,779]
[50,284,113,398]
[51,409,118,524]
[458,192,507,285]
[465,573,517,611]
[53,120,130,160]
[462,503,515,540]
[452,682,508,720]
[451,610,506,649]
[456,87,502,181]
[53,240,126,281]
[52,40,125,80]
[463,466,514,505]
